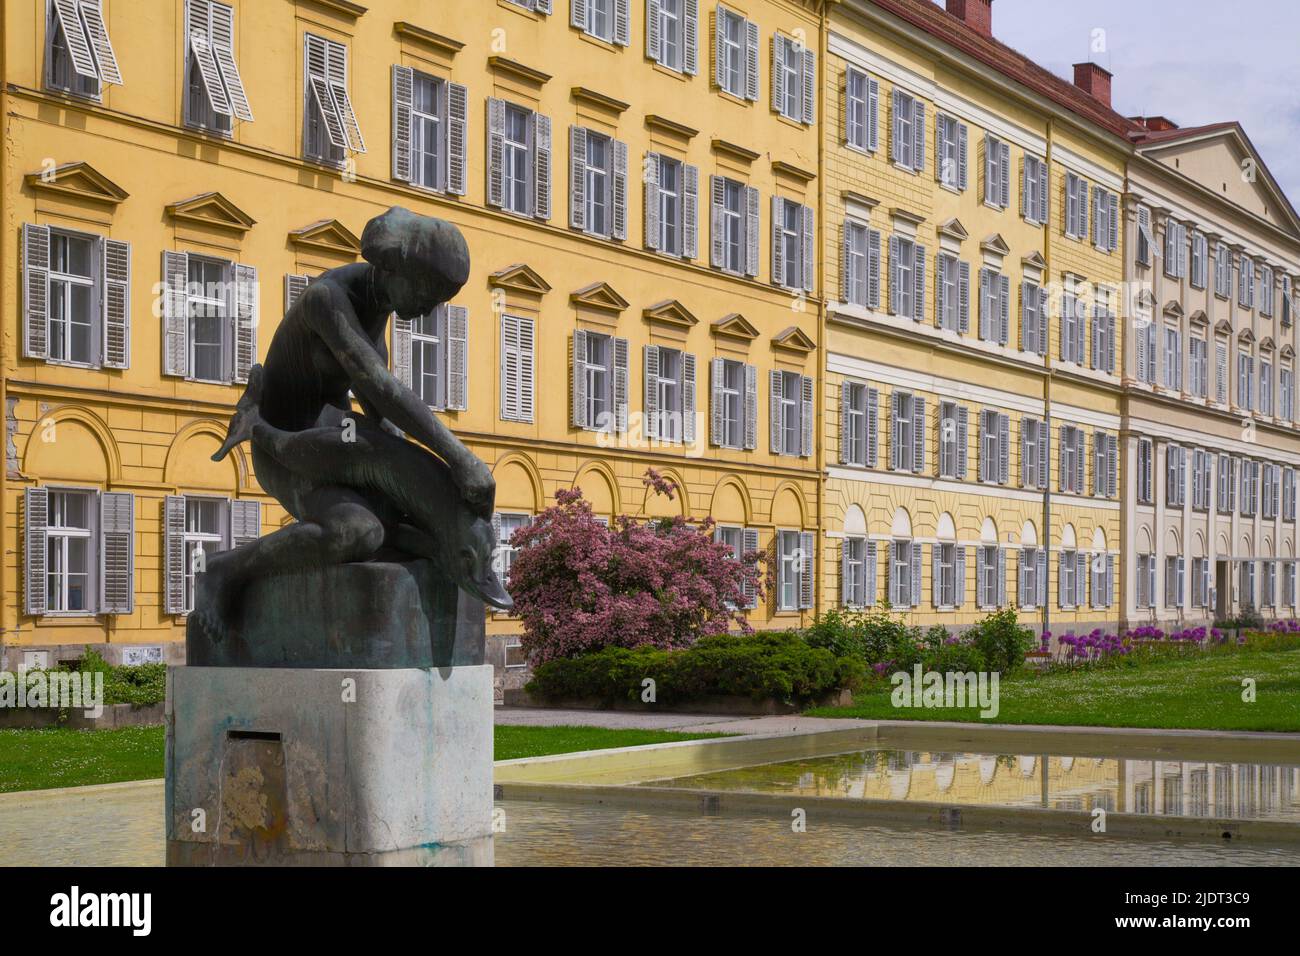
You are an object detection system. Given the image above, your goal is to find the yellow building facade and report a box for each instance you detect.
[819,0,1127,636]
[2,0,828,684]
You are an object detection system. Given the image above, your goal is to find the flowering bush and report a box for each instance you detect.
[507,475,762,665]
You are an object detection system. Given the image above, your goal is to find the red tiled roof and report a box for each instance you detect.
[864,0,1142,139]
[1130,121,1238,145]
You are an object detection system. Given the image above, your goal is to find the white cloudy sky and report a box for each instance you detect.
[937,0,1300,203]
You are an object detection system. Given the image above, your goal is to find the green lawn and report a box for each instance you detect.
[808,647,1300,732]
[0,723,727,794]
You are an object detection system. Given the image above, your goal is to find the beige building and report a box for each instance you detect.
[1121,119,1300,628]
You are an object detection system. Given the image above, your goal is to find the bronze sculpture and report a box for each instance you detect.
[192,207,511,662]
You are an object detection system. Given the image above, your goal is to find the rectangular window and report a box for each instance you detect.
[844,68,877,153]
[504,105,531,215]
[1136,206,1154,265]
[1166,444,1186,507]
[775,34,805,123]
[304,33,364,163]
[182,497,226,614]
[1215,242,1232,298]
[716,358,746,450]
[841,382,872,467]
[1022,155,1047,225]
[46,489,93,613]
[938,253,969,334]
[582,131,611,237]
[1019,547,1040,609]
[778,370,802,457]
[890,89,924,172]
[1065,174,1088,239]
[976,544,1000,609]
[186,256,230,384]
[1238,351,1255,409]
[1239,255,1255,309]
[1137,439,1154,504]
[983,135,1010,208]
[1189,337,1208,398]
[979,409,1007,484]
[655,0,686,73]
[410,73,443,190]
[778,529,803,611]
[46,0,122,97]
[659,155,682,255]
[583,0,615,41]
[499,314,536,423]
[410,307,446,410]
[934,542,957,608]
[842,535,869,608]
[781,200,801,289]
[890,539,913,609]
[1164,326,1182,391]
[1092,186,1118,252]
[46,230,96,365]
[936,114,966,190]
[1261,359,1274,416]
[655,346,684,443]
[493,513,532,580]
[184,0,252,133]
[978,267,1009,344]
[709,176,752,275]
[716,5,747,97]
[1060,425,1084,494]
[584,332,613,429]
[1136,553,1153,608]
[938,401,963,479]
[1281,366,1294,421]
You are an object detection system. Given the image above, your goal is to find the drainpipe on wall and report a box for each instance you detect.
[1042,119,1054,644]
[813,0,833,620]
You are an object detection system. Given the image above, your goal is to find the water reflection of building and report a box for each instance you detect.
[689,750,1300,822]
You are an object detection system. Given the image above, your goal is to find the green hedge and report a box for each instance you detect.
[525,631,866,706]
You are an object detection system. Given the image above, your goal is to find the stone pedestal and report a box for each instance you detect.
[165,664,494,866]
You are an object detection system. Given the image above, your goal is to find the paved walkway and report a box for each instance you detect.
[493,706,870,736]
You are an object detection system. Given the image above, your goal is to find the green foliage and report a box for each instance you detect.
[13,650,167,709]
[804,606,927,673]
[526,631,866,706]
[1214,608,1265,631]
[963,607,1034,673]
[923,639,987,675]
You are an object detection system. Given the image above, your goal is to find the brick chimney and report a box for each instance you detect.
[1073,62,1112,108]
[945,0,993,38]
[1129,115,1179,133]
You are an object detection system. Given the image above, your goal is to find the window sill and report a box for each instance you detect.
[576,30,621,53]
[649,61,689,82]
[44,85,100,104]
[186,123,233,140]
[35,613,101,626]
[716,87,754,108]
[45,358,101,371]
[844,142,874,158]
[938,181,963,195]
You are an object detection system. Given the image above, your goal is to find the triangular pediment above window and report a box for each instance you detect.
[643,299,699,329]
[1280,344,1295,360]
[289,219,361,255]
[712,313,759,341]
[168,192,257,233]
[1189,309,1209,326]
[1260,336,1276,352]
[937,218,969,242]
[1162,300,1185,320]
[980,233,1011,256]
[25,162,129,206]
[772,326,816,353]
[1238,327,1256,344]
[1214,318,1233,336]
[490,263,552,296]
[570,281,629,314]
[1021,250,1046,270]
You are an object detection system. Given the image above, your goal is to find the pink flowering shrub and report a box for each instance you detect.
[507,477,763,665]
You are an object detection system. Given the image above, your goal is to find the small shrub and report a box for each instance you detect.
[525,631,865,706]
[963,608,1033,673]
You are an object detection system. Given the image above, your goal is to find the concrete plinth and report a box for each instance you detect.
[165,664,494,866]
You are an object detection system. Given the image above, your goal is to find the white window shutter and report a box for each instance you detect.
[958,260,971,333]
[570,330,588,428]
[910,541,922,608]
[956,405,968,478]
[532,112,552,220]
[162,251,190,377]
[232,262,257,384]
[644,344,661,439]
[771,195,785,285]
[611,139,628,241]
[712,358,727,447]
[743,362,758,450]
[838,381,852,464]
[24,487,49,615]
[51,0,98,80]
[572,0,588,29]
[771,35,784,114]
[570,125,588,231]
[744,19,760,101]
[391,315,413,388]
[911,98,924,171]
[801,46,815,125]
[210,1,252,121]
[912,243,926,321]
[614,0,631,46]
[391,67,414,183]
[867,228,882,309]
[912,396,925,472]
[744,185,760,277]
[284,273,310,313]
[769,369,782,454]
[998,275,1010,344]
[22,223,50,360]
[324,40,364,152]
[644,152,661,250]
[682,164,699,260]
[888,235,900,314]
[230,499,262,548]
[682,352,697,444]
[646,0,662,60]
[799,530,815,608]
[683,0,699,75]
[80,0,123,85]
[164,495,186,615]
[188,0,231,117]
[800,374,814,457]
[486,98,506,208]
[447,305,469,411]
[446,83,468,195]
[535,0,552,12]
[613,337,629,433]
[801,205,814,292]
[101,238,131,369]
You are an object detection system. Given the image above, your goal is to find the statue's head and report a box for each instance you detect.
[361,207,470,320]
[436,511,513,612]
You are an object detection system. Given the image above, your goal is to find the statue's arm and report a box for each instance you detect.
[305,284,493,515]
